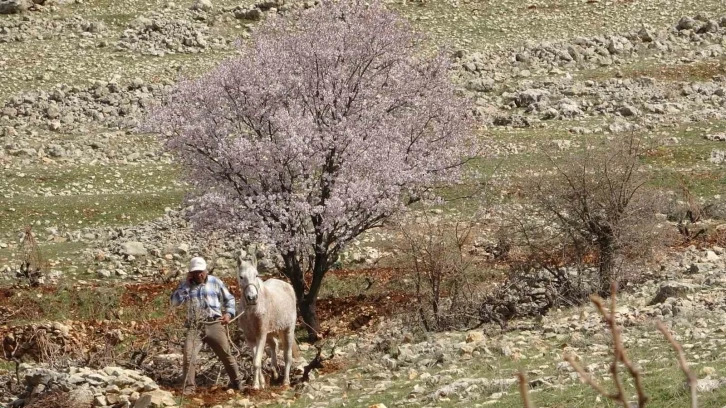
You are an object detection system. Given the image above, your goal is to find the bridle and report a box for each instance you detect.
[240,276,262,306]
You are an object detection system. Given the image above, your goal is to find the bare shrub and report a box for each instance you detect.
[396,212,481,331]
[16,226,48,287]
[508,135,666,296]
[664,179,711,242]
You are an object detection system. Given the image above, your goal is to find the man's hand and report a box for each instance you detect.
[221,313,231,325]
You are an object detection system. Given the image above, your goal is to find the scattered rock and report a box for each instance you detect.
[121,241,147,257]
[710,150,726,164]
[648,281,700,305]
[0,0,31,14]
[10,365,170,407]
[190,0,212,12]
[705,133,726,142]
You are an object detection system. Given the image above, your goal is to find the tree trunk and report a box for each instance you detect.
[281,251,329,342]
[299,296,320,342]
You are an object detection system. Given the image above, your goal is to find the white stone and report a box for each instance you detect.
[121,241,147,256]
[190,0,212,11]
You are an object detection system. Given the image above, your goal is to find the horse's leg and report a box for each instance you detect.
[252,332,267,390]
[269,336,279,381]
[283,327,294,387]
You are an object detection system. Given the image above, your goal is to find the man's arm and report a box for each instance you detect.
[219,280,236,318]
[170,279,191,306]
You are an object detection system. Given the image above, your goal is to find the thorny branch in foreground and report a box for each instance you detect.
[517,370,534,408]
[656,321,698,408]
[518,283,697,407]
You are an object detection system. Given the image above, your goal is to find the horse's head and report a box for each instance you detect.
[236,252,260,306]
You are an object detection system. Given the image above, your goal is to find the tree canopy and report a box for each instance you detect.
[144,0,480,338]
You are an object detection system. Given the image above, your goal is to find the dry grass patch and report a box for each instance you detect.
[583,56,726,82]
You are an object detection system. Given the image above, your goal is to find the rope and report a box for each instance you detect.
[202,312,244,325]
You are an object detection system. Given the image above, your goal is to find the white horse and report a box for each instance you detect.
[236,254,298,389]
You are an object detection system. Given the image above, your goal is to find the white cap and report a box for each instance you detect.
[189,257,207,272]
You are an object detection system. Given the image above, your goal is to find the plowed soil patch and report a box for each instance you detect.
[316,291,412,336]
[327,267,399,280]
[120,282,176,307]
[172,384,299,407]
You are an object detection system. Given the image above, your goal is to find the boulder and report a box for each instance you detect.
[648,281,699,306]
[710,150,726,165]
[465,331,485,343]
[514,89,550,108]
[121,242,147,257]
[0,0,31,14]
[68,386,94,406]
[676,16,698,30]
[619,104,640,117]
[134,389,176,407]
[705,133,726,142]
[190,0,212,11]
[234,8,261,20]
[695,378,724,393]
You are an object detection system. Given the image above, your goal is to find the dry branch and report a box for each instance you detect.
[517,370,534,408]
[517,285,698,408]
[656,321,698,408]
[566,283,648,407]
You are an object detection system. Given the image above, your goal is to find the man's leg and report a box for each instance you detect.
[203,322,242,387]
[182,328,203,393]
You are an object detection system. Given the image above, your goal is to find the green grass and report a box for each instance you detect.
[0,241,88,274]
[271,326,726,408]
[650,168,726,198]
[318,273,372,299]
[389,0,725,52]
[0,163,179,192]
[6,281,179,324]
[0,160,184,270]
[449,120,726,209]
[0,38,233,102]
[578,55,726,82]
[9,283,123,322]
[0,359,16,372]
[0,189,184,233]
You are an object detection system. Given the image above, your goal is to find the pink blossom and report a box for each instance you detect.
[144,0,480,336]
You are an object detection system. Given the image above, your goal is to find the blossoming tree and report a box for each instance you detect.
[145,0,479,340]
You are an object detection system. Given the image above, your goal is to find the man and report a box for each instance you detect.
[171,256,243,395]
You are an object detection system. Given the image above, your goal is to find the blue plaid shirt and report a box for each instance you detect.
[170,275,236,322]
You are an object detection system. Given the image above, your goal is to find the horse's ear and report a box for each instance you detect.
[235,252,244,269]
[247,243,258,268]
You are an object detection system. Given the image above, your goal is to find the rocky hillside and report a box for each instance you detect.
[1,0,726,407]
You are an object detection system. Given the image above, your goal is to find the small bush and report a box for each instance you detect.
[396,212,481,331]
[507,135,667,295]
